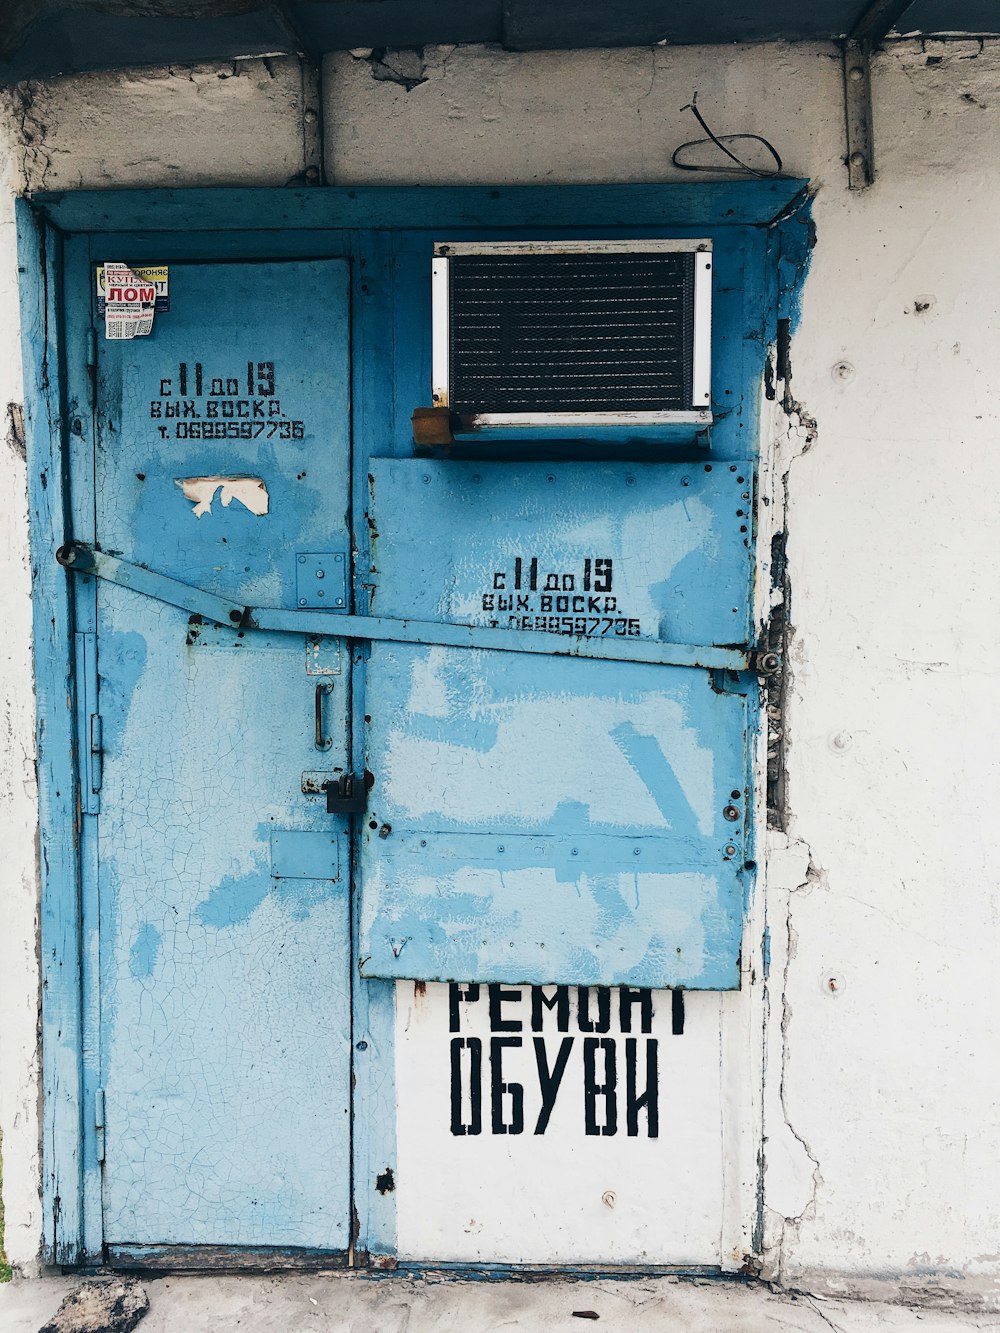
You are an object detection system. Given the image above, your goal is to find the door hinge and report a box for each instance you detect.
[95,1088,106,1163]
[75,632,102,812]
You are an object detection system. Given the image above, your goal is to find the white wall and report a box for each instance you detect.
[1,38,999,1298]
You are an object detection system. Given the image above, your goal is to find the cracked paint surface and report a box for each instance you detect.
[91,258,355,1248]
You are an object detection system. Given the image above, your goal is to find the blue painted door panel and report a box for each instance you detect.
[366,459,753,646]
[93,261,353,1248]
[359,460,750,989]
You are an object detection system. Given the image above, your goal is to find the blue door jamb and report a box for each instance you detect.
[18,180,811,1269]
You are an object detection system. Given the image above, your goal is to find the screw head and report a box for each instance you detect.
[832,360,856,383]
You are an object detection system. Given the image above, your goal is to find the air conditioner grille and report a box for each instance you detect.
[448,251,696,414]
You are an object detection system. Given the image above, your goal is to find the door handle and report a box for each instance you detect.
[314,682,334,750]
[324,771,373,815]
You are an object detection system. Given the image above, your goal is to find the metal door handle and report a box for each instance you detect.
[314,682,334,750]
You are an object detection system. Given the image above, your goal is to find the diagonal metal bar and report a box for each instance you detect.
[56,540,753,673]
[847,0,919,42]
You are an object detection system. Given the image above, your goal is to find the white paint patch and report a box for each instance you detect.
[177,476,269,519]
[405,645,452,717]
[395,981,726,1264]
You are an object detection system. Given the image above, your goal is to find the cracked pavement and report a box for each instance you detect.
[2,1275,999,1333]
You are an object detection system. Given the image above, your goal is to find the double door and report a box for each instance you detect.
[77,252,753,1259]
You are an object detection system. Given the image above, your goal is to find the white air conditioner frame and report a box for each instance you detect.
[431,239,713,430]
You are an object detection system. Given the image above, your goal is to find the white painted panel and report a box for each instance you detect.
[394,982,725,1264]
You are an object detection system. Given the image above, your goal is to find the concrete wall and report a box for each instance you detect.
[1,37,998,1299]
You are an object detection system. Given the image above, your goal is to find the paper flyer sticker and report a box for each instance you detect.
[99,262,168,340]
[96,265,169,315]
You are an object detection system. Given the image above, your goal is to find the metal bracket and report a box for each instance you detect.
[842,39,875,190]
[841,0,919,190]
[296,551,348,610]
[300,59,324,187]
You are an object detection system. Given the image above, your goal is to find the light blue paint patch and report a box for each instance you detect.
[272,876,339,921]
[128,922,161,979]
[609,720,699,835]
[194,871,271,930]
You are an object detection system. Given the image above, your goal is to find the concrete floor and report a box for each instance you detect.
[1,1274,999,1333]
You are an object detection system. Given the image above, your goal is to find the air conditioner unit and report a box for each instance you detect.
[431,240,712,441]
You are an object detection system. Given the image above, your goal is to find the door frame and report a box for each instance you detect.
[16,180,811,1270]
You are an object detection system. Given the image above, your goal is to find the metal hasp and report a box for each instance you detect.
[841,0,917,189]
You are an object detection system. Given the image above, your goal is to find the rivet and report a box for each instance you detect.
[498,845,505,853]
[420,839,427,847]
[724,844,738,857]
[849,66,864,81]
[633,847,641,856]
[298,598,307,606]
[422,475,431,484]
[626,476,636,486]
[315,569,325,579]
[334,553,344,562]
[298,555,307,564]
[723,805,740,822]
[335,597,344,606]
[304,108,318,123]
[571,848,579,856]
[356,1040,368,1051]
[305,165,320,181]
[849,152,866,168]
[317,589,325,597]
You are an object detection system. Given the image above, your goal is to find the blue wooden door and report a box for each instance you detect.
[91,261,353,1249]
[358,457,753,990]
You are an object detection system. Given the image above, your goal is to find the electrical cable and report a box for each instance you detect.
[671,93,783,178]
